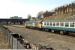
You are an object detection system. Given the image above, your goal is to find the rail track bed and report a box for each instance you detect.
[4,25,75,50]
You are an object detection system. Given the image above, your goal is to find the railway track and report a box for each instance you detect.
[10,25,75,37]
[4,25,75,50]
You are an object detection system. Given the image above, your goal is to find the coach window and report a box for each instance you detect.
[65,22,69,27]
[47,22,49,25]
[60,22,64,26]
[50,22,52,26]
[44,22,46,25]
[56,22,59,26]
[70,22,74,27]
[53,22,55,26]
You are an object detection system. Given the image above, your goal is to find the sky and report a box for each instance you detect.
[0,0,74,19]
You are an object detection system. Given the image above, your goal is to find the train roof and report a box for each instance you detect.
[43,20,75,22]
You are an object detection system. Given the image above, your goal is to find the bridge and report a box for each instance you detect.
[0,19,29,25]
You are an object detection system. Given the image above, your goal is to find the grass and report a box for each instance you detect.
[0,25,10,49]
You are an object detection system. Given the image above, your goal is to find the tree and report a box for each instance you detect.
[37,11,44,19]
[43,11,54,17]
[32,17,36,20]
[27,14,32,20]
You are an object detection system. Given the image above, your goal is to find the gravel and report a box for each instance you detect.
[5,25,75,50]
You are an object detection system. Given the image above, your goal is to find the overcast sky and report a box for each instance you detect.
[0,0,74,19]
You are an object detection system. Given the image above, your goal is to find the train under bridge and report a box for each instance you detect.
[0,19,29,25]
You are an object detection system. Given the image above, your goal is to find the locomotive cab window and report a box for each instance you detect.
[65,22,69,27]
[70,22,74,27]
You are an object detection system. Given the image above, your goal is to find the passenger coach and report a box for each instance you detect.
[42,20,75,34]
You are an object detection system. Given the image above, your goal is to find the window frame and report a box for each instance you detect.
[65,22,69,27]
[50,22,52,26]
[56,22,59,26]
[47,22,49,25]
[44,22,47,26]
[60,22,64,26]
[53,22,55,26]
[70,22,75,27]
